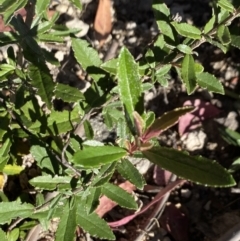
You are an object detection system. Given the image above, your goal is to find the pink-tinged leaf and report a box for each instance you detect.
[0,16,13,32]
[178,99,220,135]
[95,181,136,218]
[108,179,186,227]
[153,165,172,186]
[142,106,194,142]
[139,142,153,151]
[160,203,189,241]
[133,111,145,137]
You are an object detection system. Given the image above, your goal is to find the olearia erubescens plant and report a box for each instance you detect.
[0,0,239,240]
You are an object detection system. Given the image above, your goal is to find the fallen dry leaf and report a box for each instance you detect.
[160,203,189,241]
[94,0,112,46]
[178,99,220,135]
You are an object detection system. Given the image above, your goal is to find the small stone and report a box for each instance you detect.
[66,19,89,38]
[126,21,137,30]
[129,157,152,175]
[181,189,192,198]
[55,51,64,62]
[212,60,225,70]
[224,111,238,130]
[159,228,168,236]
[204,200,211,211]
[128,37,137,44]
[225,66,238,81]
[126,30,134,37]
[163,237,171,241]
[181,130,207,151]
[56,3,68,13]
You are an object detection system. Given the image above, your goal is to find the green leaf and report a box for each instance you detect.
[143,146,236,187]
[0,201,34,224]
[73,146,127,168]
[2,165,23,175]
[30,105,81,135]
[35,0,49,16]
[91,162,116,187]
[145,49,155,68]
[28,64,54,109]
[204,15,215,34]
[219,127,240,146]
[194,63,204,73]
[133,111,145,136]
[37,34,64,43]
[144,111,155,130]
[117,47,142,118]
[205,35,227,53]
[7,228,19,241]
[143,106,194,141]
[72,38,102,81]
[0,229,7,241]
[181,54,197,94]
[0,0,28,24]
[55,199,77,241]
[229,157,240,173]
[142,82,154,92]
[0,64,15,77]
[217,0,234,12]
[231,35,240,49]
[117,118,127,147]
[0,157,9,172]
[117,159,145,189]
[32,21,54,35]
[83,120,94,139]
[54,83,85,102]
[83,187,101,214]
[155,64,172,77]
[100,58,118,75]
[177,44,193,54]
[157,21,175,41]
[102,183,137,209]
[30,145,58,174]
[76,209,115,240]
[217,25,231,45]
[171,22,201,39]
[154,34,165,49]
[50,28,80,36]
[0,112,9,141]
[196,72,224,94]
[69,0,82,10]
[152,0,170,17]
[218,8,230,23]
[156,75,169,87]
[29,175,73,190]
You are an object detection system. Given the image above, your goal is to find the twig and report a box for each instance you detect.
[133,174,177,241]
[103,39,119,62]
[0,98,82,177]
[156,7,240,68]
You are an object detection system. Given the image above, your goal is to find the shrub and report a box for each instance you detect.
[0,0,239,240]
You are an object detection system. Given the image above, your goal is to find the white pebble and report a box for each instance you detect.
[181,189,192,198]
[204,200,211,211]
[126,21,137,30]
[128,37,137,44]
[163,237,171,241]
